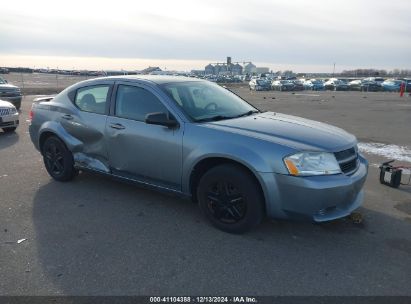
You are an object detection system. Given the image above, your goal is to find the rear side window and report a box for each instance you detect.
[75,85,109,114]
[115,85,167,121]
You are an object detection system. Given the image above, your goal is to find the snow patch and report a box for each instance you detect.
[358,142,411,163]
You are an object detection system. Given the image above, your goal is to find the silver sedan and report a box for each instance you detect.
[29,76,368,233]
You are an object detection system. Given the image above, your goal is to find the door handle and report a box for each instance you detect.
[109,123,125,130]
[62,114,73,120]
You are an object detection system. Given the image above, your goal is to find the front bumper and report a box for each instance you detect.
[0,113,19,128]
[259,156,368,222]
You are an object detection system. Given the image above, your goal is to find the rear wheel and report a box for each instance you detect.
[3,127,17,133]
[42,136,77,182]
[197,164,265,233]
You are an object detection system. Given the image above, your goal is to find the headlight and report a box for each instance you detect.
[10,107,17,114]
[284,152,341,176]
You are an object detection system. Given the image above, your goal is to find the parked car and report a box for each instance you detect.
[363,77,385,85]
[249,79,271,91]
[0,99,19,132]
[303,79,325,91]
[271,80,295,91]
[348,80,362,91]
[324,79,349,91]
[360,80,382,92]
[291,80,304,91]
[29,76,368,233]
[0,77,23,109]
[398,78,411,92]
[0,68,10,74]
[381,79,403,92]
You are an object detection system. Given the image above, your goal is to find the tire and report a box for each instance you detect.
[42,136,77,182]
[3,127,17,133]
[197,164,265,233]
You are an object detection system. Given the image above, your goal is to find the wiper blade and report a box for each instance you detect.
[195,110,260,123]
[195,115,233,123]
[233,110,260,118]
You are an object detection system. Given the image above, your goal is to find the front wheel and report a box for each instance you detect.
[197,164,265,233]
[42,136,77,182]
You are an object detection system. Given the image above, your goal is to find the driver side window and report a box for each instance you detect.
[115,85,168,122]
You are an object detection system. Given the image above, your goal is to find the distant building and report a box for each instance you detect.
[205,64,214,75]
[244,63,257,74]
[214,64,228,75]
[231,63,243,75]
[204,57,247,75]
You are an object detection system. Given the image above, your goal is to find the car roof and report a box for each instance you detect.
[94,75,203,85]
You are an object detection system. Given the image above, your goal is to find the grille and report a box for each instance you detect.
[0,90,20,97]
[0,92,19,97]
[0,121,14,127]
[0,108,12,116]
[334,147,358,175]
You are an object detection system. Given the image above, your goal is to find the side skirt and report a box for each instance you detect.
[75,165,192,201]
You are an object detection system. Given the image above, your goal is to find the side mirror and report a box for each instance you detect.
[145,112,179,128]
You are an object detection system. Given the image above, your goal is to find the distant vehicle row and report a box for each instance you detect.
[249,77,411,92]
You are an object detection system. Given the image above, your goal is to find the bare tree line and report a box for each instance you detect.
[341,69,411,77]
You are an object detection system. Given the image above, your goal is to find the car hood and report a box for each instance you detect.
[204,112,357,152]
[0,99,16,108]
[0,84,19,90]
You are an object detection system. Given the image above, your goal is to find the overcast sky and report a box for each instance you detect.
[1,0,410,72]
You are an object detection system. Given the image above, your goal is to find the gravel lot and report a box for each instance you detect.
[0,87,410,296]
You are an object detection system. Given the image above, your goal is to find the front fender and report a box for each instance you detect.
[182,142,272,193]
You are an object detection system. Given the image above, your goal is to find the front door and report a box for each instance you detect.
[105,83,183,191]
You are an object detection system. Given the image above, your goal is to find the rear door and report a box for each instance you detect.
[60,81,113,172]
[105,82,183,191]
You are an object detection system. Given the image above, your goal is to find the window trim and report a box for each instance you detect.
[72,84,112,115]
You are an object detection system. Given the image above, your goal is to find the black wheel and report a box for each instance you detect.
[3,127,17,133]
[197,164,265,233]
[42,136,77,182]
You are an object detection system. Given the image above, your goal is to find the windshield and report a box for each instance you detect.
[161,81,258,122]
[256,80,266,85]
